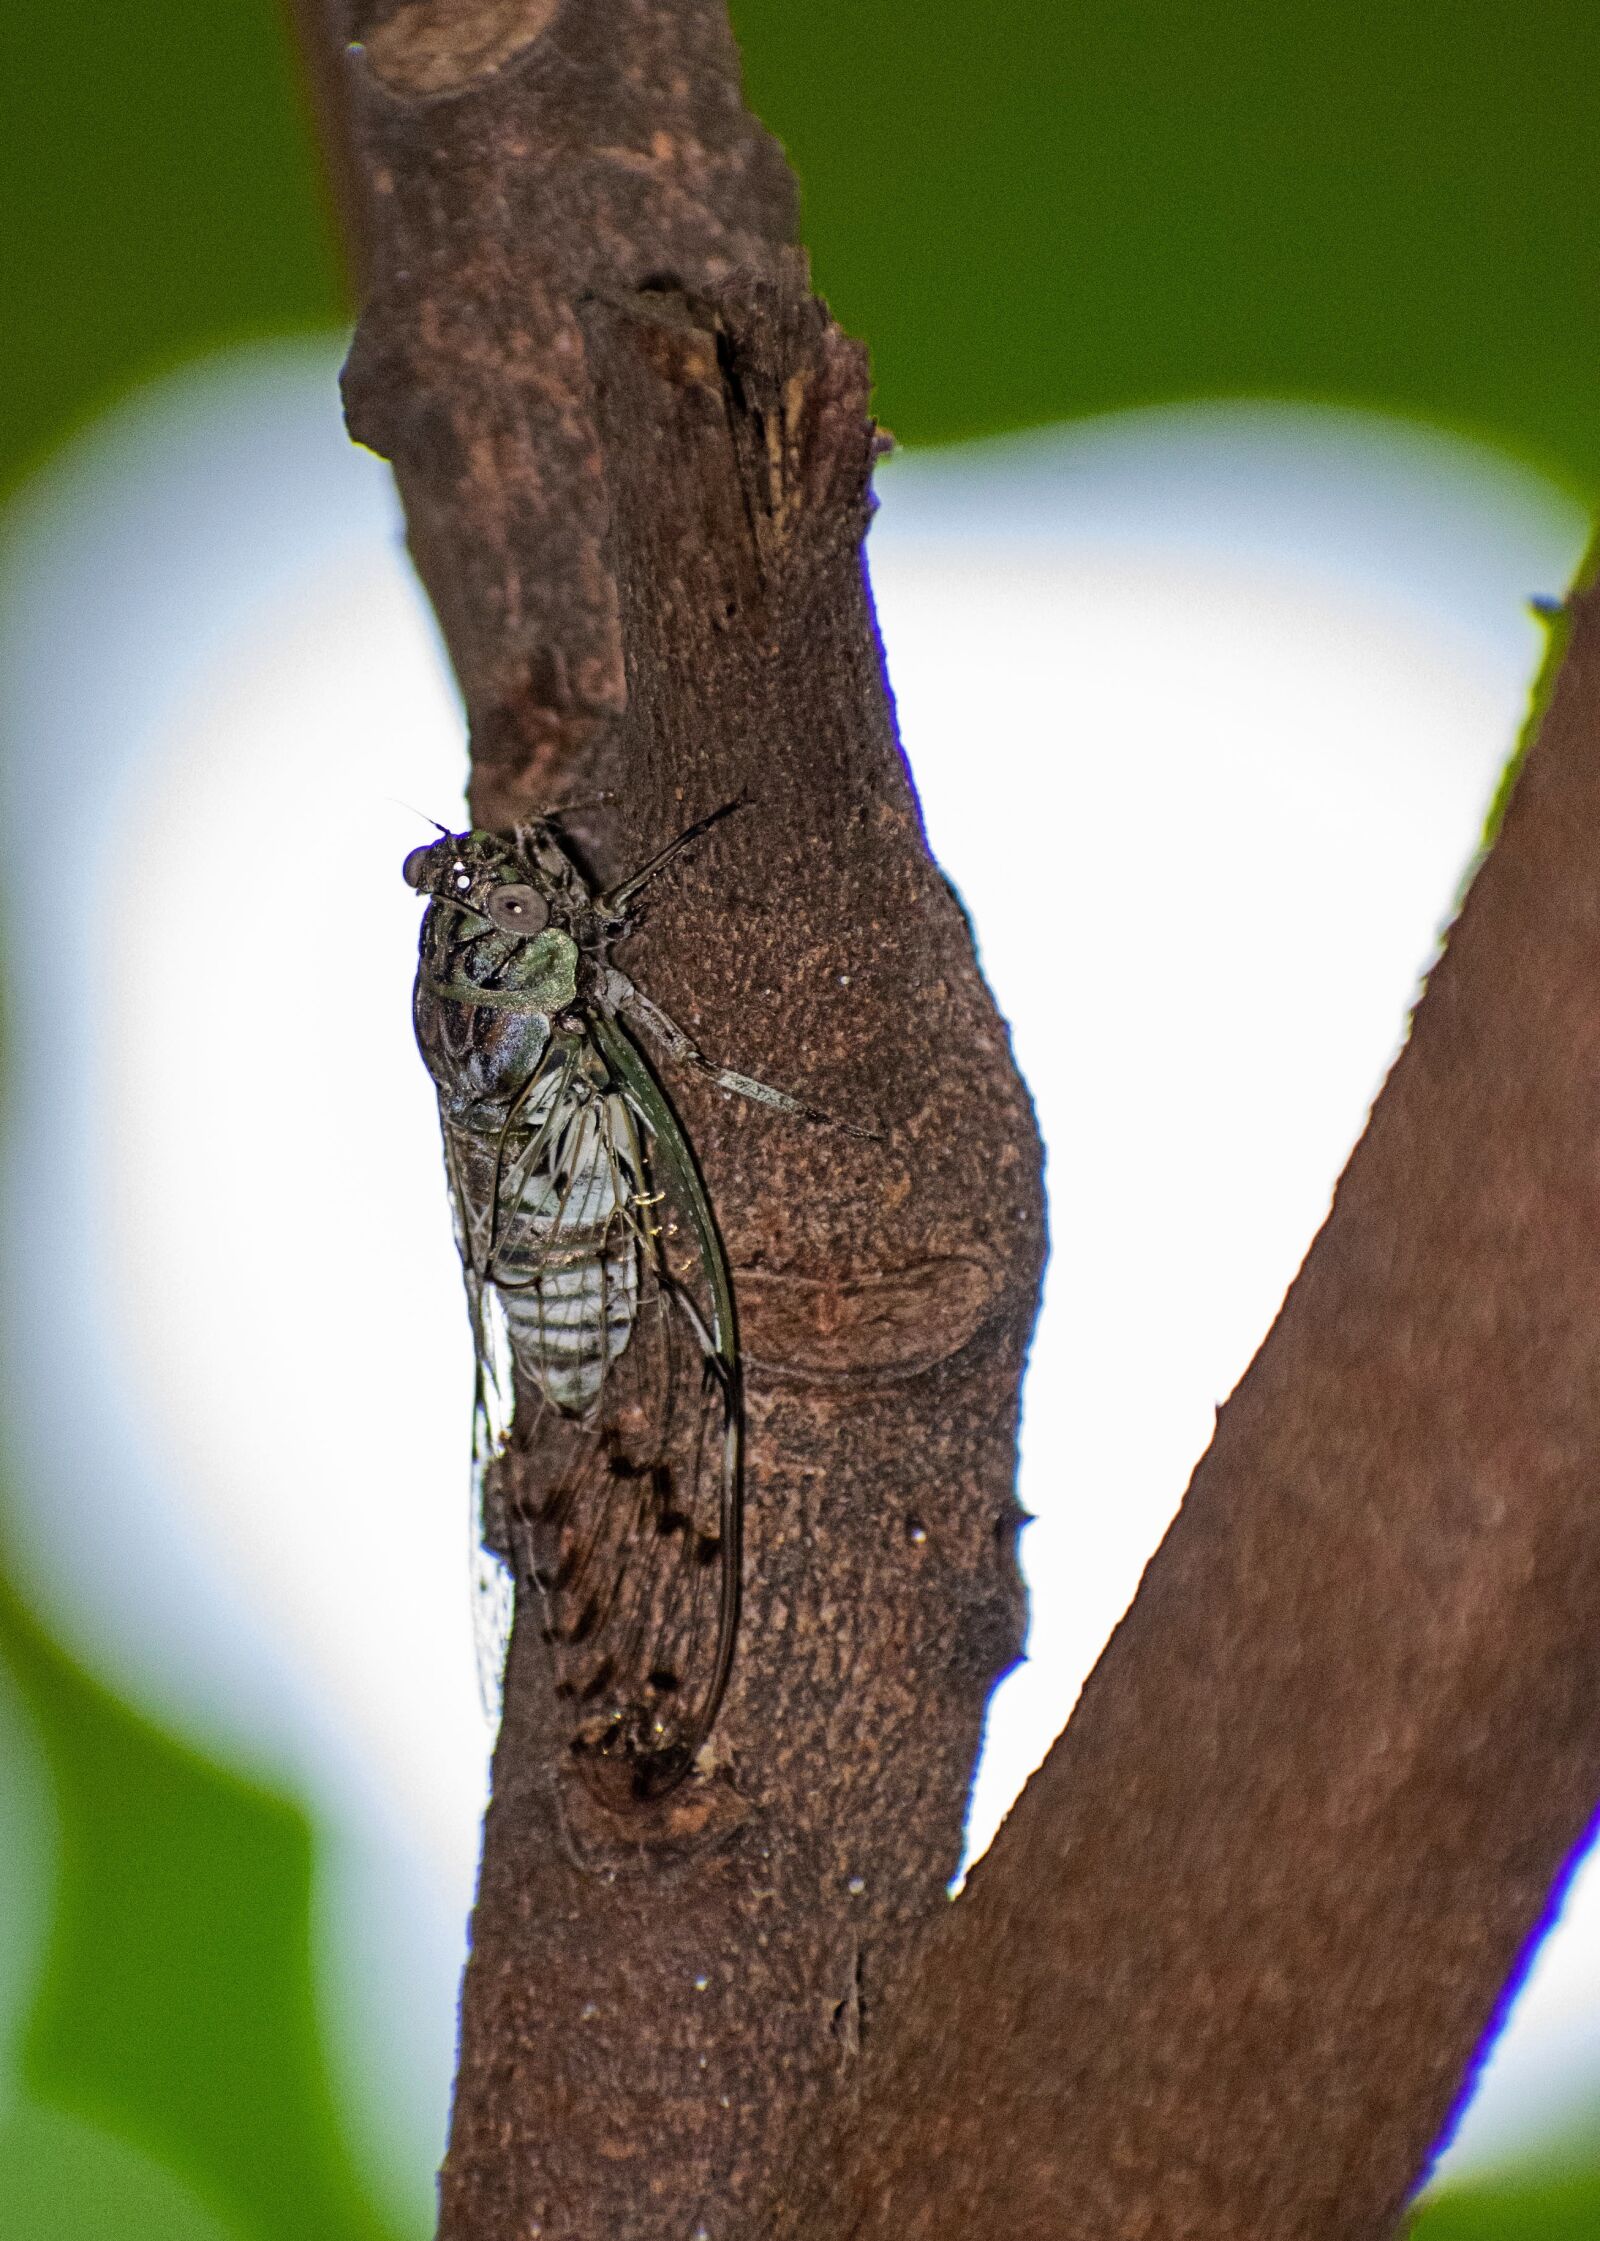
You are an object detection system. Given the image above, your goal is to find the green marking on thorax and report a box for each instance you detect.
[425,927,579,1012]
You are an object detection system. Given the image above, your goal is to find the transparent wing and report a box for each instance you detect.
[466,1021,743,1799]
[468,1274,516,1716]
[438,1033,576,1723]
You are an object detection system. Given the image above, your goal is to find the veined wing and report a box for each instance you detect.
[473,1016,743,1798]
[467,1278,517,1717]
[438,1031,581,1719]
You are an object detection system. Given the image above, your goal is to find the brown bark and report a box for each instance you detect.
[324,3,1042,2236]
[776,595,1600,2241]
[301,2,1600,2236]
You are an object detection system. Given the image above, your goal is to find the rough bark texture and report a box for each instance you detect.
[775,586,1600,2241]
[331,4,1044,2236]
[309,1,1600,2235]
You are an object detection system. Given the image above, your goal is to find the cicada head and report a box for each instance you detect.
[405,828,583,1111]
[404,826,524,908]
[405,822,601,927]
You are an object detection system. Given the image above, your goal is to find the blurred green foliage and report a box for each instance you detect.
[733,0,1600,493]
[1416,2169,1600,2239]
[0,2101,241,2241]
[0,1,343,496]
[4,0,1600,2232]
[0,1584,402,2241]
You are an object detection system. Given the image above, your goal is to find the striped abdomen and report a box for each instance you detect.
[487,1080,641,1417]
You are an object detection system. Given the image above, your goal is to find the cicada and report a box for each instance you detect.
[404,807,826,1800]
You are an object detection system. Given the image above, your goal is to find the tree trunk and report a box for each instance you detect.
[324,3,1043,2234]
[303,3,1600,2235]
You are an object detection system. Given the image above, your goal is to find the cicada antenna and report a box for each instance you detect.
[387,796,456,836]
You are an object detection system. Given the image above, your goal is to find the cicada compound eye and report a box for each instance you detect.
[485,882,550,936]
[402,843,435,891]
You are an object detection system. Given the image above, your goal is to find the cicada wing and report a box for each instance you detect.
[506,1258,739,1795]
[495,1035,743,1797]
[438,1043,575,1724]
[468,1273,516,1717]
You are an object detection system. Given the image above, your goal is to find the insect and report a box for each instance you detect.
[404,806,832,1800]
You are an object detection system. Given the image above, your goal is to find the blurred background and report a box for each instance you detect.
[3,3,1599,2234]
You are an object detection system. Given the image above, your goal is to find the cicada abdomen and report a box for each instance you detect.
[479,1049,641,1415]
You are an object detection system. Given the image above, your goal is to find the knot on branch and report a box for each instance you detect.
[354,0,564,96]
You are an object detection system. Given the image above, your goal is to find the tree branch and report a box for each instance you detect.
[778,580,1600,2239]
[303,1,1600,2234]
[317,3,1044,2234]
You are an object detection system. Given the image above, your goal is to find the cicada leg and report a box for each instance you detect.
[605,968,873,1137]
[596,800,744,921]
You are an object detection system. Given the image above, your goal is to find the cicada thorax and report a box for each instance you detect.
[413,895,576,1100]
